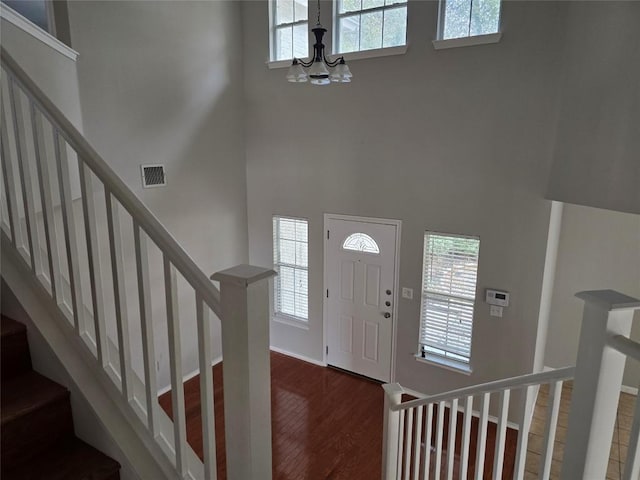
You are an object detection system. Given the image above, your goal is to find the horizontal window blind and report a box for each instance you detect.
[419,232,480,363]
[273,216,309,320]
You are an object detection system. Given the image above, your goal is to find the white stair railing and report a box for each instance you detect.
[0,46,274,480]
[382,366,574,480]
[383,290,640,480]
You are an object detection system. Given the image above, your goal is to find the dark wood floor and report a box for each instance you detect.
[159,352,517,480]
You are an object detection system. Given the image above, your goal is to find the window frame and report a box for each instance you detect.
[434,0,502,49]
[417,231,480,373]
[272,215,310,324]
[332,0,408,56]
[269,0,310,62]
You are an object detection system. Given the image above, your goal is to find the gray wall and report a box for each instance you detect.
[547,1,640,215]
[243,0,568,397]
[544,203,640,388]
[65,1,248,388]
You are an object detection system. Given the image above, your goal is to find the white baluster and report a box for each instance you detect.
[8,76,41,273]
[54,130,84,331]
[0,86,19,247]
[133,223,158,434]
[30,104,61,300]
[165,256,187,477]
[404,407,414,480]
[474,392,490,480]
[539,380,562,479]
[434,401,445,479]
[412,405,423,480]
[513,385,535,480]
[196,295,217,480]
[492,389,510,480]
[105,188,132,398]
[446,398,458,480]
[460,395,473,480]
[398,410,405,480]
[422,403,433,480]
[79,162,107,366]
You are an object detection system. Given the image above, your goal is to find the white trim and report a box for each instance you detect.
[415,353,473,376]
[0,3,78,61]
[432,32,502,51]
[156,355,223,396]
[621,385,638,396]
[272,313,309,330]
[323,213,402,383]
[270,346,327,367]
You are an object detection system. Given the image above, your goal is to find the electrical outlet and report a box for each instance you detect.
[490,305,503,317]
[402,287,413,300]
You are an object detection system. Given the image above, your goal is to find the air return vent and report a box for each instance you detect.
[141,165,166,188]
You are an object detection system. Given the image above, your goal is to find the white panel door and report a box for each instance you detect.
[325,217,398,382]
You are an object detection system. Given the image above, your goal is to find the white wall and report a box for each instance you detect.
[544,203,640,388]
[243,0,568,401]
[546,1,640,215]
[65,1,248,389]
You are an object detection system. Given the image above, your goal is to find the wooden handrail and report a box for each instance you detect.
[0,46,222,317]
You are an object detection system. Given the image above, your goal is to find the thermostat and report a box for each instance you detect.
[486,289,510,307]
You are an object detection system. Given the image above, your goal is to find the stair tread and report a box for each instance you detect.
[1,371,69,425]
[3,437,121,480]
[1,315,26,338]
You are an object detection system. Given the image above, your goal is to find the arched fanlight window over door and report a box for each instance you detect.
[342,233,380,254]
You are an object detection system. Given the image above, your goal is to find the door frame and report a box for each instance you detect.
[322,213,402,382]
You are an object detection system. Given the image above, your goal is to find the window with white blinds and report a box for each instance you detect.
[419,232,480,364]
[273,216,309,321]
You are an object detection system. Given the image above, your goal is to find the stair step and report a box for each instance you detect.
[1,371,74,470]
[2,437,121,480]
[1,316,32,381]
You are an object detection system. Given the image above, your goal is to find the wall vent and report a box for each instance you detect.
[141,165,166,188]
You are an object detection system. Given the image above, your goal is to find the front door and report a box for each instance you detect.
[325,215,399,382]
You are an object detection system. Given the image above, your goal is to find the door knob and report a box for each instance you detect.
[384,312,391,318]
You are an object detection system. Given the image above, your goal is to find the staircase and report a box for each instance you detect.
[1,315,121,480]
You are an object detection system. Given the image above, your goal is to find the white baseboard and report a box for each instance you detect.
[157,355,223,396]
[270,346,326,367]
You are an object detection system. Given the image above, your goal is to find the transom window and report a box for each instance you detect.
[270,0,309,61]
[334,0,408,54]
[437,0,501,40]
[419,232,480,365]
[273,216,309,320]
[342,233,380,254]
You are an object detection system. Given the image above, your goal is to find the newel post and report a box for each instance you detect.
[211,265,276,480]
[382,383,403,480]
[561,290,640,480]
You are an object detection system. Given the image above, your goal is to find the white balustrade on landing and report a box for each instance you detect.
[382,289,640,480]
[0,46,275,480]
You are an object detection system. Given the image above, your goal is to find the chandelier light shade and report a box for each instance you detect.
[286,0,352,85]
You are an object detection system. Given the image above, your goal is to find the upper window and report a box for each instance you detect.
[419,232,480,366]
[1,0,53,33]
[334,0,408,54]
[437,0,501,40]
[273,216,309,321]
[270,0,309,61]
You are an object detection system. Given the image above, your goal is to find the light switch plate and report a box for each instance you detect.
[490,305,503,317]
[402,287,413,300]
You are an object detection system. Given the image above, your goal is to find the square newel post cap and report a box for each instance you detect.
[576,290,640,311]
[210,264,277,287]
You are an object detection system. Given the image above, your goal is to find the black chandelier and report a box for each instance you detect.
[286,0,353,85]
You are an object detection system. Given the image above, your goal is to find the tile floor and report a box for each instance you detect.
[524,381,636,479]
